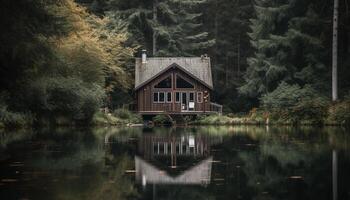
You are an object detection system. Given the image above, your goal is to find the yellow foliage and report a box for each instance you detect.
[49,0,136,90]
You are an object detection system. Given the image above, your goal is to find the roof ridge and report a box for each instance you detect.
[136,57,210,59]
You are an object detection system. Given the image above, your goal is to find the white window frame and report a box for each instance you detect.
[153,92,166,103]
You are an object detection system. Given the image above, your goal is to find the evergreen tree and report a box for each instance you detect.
[105,0,213,56]
[240,0,331,100]
[204,0,254,111]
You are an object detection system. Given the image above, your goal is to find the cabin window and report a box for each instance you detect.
[153,92,165,103]
[166,92,172,102]
[167,144,172,154]
[176,75,194,88]
[159,92,165,102]
[153,92,159,102]
[154,76,172,88]
[197,92,203,103]
[175,92,180,103]
[189,92,194,101]
[159,143,165,154]
[153,143,158,154]
[176,144,180,154]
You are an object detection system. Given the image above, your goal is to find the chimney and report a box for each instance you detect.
[142,49,147,64]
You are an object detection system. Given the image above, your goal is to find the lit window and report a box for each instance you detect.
[176,75,194,88]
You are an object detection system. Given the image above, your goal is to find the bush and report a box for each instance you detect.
[27,77,105,123]
[92,111,121,126]
[113,109,142,123]
[0,105,33,128]
[328,100,350,125]
[153,115,173,125]
[261,82,328,124]
[193,114,232,125]
[114,109,133,119]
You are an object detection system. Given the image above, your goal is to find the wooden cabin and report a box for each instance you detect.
[135,51,222,115]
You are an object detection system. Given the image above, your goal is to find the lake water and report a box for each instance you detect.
[0,126,349,200]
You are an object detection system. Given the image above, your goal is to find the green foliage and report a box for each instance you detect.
[113,109,142,123]
[0,104,33,128]
[105,0,213,56]
[92,111,122,126]
[27,77,105,122]
[152,114,173,125]
[240,0,331,100]
[261,82,328,124]
[114,108,133,119]
[327,100,350,126]
[0,0,135,127]
[194,114,232,125]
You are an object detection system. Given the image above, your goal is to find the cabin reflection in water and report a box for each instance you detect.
[135,156,213,185]
[105,132,222,186]
[136,134,222,186]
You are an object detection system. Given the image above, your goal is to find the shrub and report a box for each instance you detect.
[113,109,142,123]
[0,105,33,128]
[27,77,105,123]
[193,114,232,125]
[261,82,328,124]
[114,109,133,119]
[291,98,328,124]
[328,100,350,125]
[153,115,173,125]
[92,111,121,126]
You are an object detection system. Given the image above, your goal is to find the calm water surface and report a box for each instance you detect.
[0,126,349,200]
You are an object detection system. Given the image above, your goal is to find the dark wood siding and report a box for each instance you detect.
[136,67,211,113]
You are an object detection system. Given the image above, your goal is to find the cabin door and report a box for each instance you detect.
[181,92,195,112]
[181,92,188,111]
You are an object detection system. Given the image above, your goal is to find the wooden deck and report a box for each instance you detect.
[137,102,222,116]
[138,111,219,115]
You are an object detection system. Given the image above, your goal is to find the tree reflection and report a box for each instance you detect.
[0,126,350,200]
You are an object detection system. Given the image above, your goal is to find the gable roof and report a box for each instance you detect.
[135,57,213,90]
[135,156,212,185]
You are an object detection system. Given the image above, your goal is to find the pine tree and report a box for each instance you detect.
[239,0,291,98]
[156,0,215,56]
[104,0,213,56]
[240,0,331,102]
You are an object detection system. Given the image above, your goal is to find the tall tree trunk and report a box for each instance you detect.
[152,0,158,56]
[225,56,228,87]
[332,0,339,101]
[237,34,241,77]
[333,150,338,200]
[214,0,219,84]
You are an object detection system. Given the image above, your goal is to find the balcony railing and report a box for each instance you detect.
[210,102,223,115]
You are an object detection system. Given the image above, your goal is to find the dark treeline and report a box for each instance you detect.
[0,0,350,126]
[80,0,350,110]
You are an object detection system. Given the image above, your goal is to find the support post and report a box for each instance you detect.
[332,0,339,101]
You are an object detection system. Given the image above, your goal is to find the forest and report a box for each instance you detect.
[0,0,350,127]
